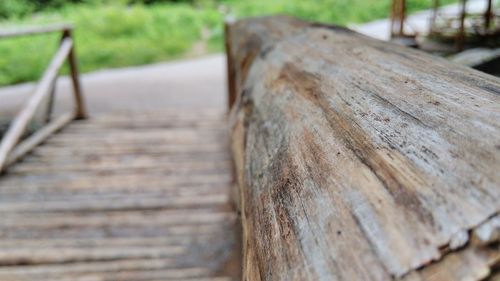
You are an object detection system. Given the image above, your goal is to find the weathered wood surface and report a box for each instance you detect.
[0,23,72,39]
[226,16,500,281]
[0,38,74,172]
[0,25,86,173]
[6,112,74,168]
[0,110,240,281]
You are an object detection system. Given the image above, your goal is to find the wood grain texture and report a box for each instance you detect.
[226,16,500,281]
[0,110,240,281]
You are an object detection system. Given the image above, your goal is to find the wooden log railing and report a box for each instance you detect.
[225,16,500,281]
[0,24,87,173]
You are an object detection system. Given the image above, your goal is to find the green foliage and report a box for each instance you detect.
[0,0,34,18]
[223,0,452,25]
[0,0,84,19]
[0,0,456,86]
[0,0,201,20]
[0,2,222,85]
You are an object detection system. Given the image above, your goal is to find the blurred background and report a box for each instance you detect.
[0,0,468,87]
[0,0,499,140]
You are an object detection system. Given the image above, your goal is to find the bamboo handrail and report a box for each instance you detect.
[0,24,87,173]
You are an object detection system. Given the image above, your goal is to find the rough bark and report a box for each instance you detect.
[226,16,500,281]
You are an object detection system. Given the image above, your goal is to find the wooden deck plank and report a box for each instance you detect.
[0,112,239,280]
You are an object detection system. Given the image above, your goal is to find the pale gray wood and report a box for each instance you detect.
[227,16,500,281]
[6,113,74,168]
[0,111,239,280]
[0,38,74,172]
[0,24,72,39]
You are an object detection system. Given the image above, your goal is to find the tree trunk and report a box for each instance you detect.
[226,16,500,281]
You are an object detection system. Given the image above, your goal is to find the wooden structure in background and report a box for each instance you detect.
[0,24,87,173]
[0,25,240,280]
[226,16,500,281]
[391,0,500,50]
[430,0,499,50]
[391,0,409,37]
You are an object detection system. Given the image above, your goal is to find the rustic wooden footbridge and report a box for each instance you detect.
[0,25,239,281]
[1,16,500,281]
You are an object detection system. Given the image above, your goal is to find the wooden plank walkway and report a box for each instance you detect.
[0,110,239,281]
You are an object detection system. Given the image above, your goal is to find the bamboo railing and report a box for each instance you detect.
[0,24,87,173]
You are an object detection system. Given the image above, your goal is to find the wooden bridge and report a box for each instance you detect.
[0,26,239,281]
[1,17,500,281]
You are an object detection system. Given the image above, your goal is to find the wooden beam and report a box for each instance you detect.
[391,0,406,37]
[485,0,493,30]
[457,0,467,50]
[62,29,87,119]
[225,17,237,112]
[0,38,73,173]
[0,24,72,39]
[6,113,75,169]
[429,0,440,33]
[227,16,500,281]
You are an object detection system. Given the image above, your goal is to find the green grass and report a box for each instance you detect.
[0,2,222,85]
[0,0,455,86]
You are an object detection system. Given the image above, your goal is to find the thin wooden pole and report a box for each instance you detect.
[485,0,493,30]
[44,76,57,123]
[390,0,407,38]
[390,0,397,37]
[457,0,467,51]
[6,113,75,168]
[400,0,406,36]
[62,28,87,120]
[0,38,73,173]
[224,18,236,112]
[430,0,440,34]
